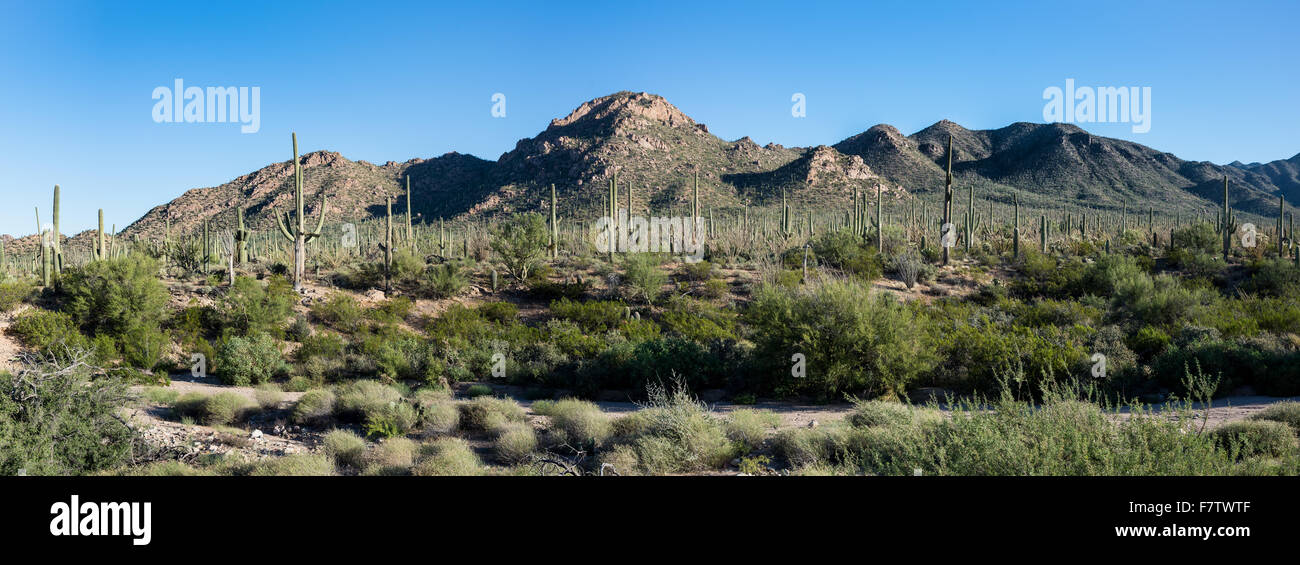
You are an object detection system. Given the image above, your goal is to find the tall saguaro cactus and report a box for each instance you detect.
[234,206,249,264]
[549,183,559,259]
[1222,177,1231,261]
[95,209,106,260]
[1013,193,1021,258]
[275,132,328,292]
[52,185,63,274]
[942,135,954,266]
[379,196,393,291]
[406,176,414,251]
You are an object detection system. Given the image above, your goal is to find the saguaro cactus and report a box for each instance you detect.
[942,136,954,266]
[275,132,328,292]
[1013,194,1021,258]
[550,183,559,259]
[95,209,106,260]
[876,184,884,253]
[234,206,249,264]
[1222,177,1231,261]
[378,196,393,291]
[51,185,62,274]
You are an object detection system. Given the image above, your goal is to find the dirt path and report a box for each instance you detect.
[0,305,29,374]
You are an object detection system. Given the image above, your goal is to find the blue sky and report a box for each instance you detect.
[1,0,1296,235]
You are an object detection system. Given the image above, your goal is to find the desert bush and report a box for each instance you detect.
[491,212,548,281]
[746,280,935,398]
[621,383,736,474]
[8,309,89,352]
[458,396,526,432]
[1241,259,1300,298]
[58,254,168,338]
[724,409,780,452]
[414,437,484,476]
[0,279,33,313]
[323,429,368,469]
[846,400,913,428]
[809,230,882,281]
[365,436,417,472]
[215,332,284,386]
[174,392,253,425]
[623,253,667,304]
[891,250,924,289]
[678,260,715,281]
[292,389,336,425]
[534,398,611,449]
[0,351,135,475]
[220,275,296,337]
[493,421,539,463]
[550,298,625,331]
[420,400,460,435]
[1212,420,1297,459]
[245,454,334,476]
[295,331,345,363]
[417,263,469,299]
[310,293,365,334]
[465,384,493,397]
[334,380,403,422]
[364,401,418,439]
[1250,402,1300,435]
[701,278,728,299]
[254,384,283,409]
[478,301,518,323]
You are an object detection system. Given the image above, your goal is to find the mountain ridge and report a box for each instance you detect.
[4,91,1296,251]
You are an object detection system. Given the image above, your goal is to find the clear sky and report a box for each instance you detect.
[1,0,1296,235]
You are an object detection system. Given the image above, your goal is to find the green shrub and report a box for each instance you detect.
[679,260,715,281]
[295,331,345,362]
[420,400,460,435]
[253,384,283,410]
[724,409,780,452]
[418,263,468,299]
[215,333,284,386]
[478,301,518,324]
[174,392,253,425]
[0,354,135,475]
[622,383,736,474]
[322,429,368,469]
[465,384,493,398]
[701,278,728,300]
[623,254,668,304]
[534,398,611,448]
[458,396,526,432]
[0,279,33,313]
[746,280,936,398]
[414,437,484,476]
[368,297,413,324]
[1212,420,1296,459]
[364,401,418,439]
[490,212,548,281]
[292,389,336,426]
[58,254,168,337]
[810,230,883,281]
[493,421,539,463]
[334,381,402,422]
[1250,402,1300,435]
[846,400,912,428]
[8,309,88,352]
[310,293,365,333]
[220,276,296,337]
[365,437,417,472]
[245,454,334,476]
[550,298,625,331]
